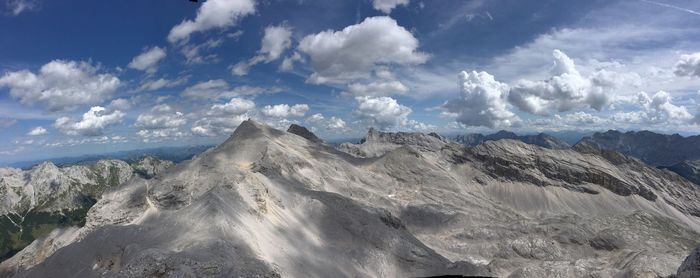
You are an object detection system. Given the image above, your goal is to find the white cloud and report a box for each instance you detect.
[297,16,429,84]
[135,104,187,142]
[306,113,347,131]
[261,104,309,118]
[443,70,519,128]
[613,91,694,124]
[181,38,223,64]
[135,104,187,130]
[128,46,166,74]
[0,60,120,112]
[6,0,37,15]
[181,79,280,99]
[346,68,409,96]
[137,76,189,91]
[280,52,303,72]
[354,96,411,129]
[27,126,47,136]
[53,106,125,136]
[191,98,255,137]
[371,0,410,13]
[232,24,293,76]
[211,98,256,115]
[507,49,613,116]
[675,52,700,77]
[167,0,256,43]
[108,98,132,110]
[347,80,408,96]
[181,79,228,98]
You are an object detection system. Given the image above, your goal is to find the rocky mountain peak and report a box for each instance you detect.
[342,128,449,157]
[287,124,323,144]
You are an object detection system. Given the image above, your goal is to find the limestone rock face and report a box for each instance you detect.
[132,156,175,179]
[4,121,700,277]
[338,127,448,157]
[0,160,133,215]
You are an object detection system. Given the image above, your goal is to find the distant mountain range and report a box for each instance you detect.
[575,130,700,167]
[450,129,700,186]
[5,145,212,169]
[453,130,571,149]
[0,156,173,262]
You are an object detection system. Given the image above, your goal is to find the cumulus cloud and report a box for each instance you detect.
[53,106,125,136]
[0,60,120,112]
[5,0,37,15]
[674,52,700,77]
[128,46,166,74]
[135,104,187,130]
[232,24,293,76]
[442,71,519,128]
[297,16,428,84]
[305,113,347,131]
[613,91,694,125]
[261,104,309,118]
[507,50,613,116]
[167,0,256,43]
[135,104,187,141]
[371,0,409,13]
[345,68,408,96]
[27,126,47,136]
[191,98,255,137]
[354,96,411,129]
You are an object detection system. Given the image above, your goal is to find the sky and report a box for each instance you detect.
[1,0,700,164]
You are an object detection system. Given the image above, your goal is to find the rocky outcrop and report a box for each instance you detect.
[287,124,323,144]
[338,127,448,157]
[131,156,175,179]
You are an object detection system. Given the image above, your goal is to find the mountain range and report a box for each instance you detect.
[453,130,571,149]
[1,120,699,277]
[0,156,173,262]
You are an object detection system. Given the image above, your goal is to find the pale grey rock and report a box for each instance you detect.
[0,159,133,215]
[337,127,448,157]
[6,121,700,277]
[132,155,175,179]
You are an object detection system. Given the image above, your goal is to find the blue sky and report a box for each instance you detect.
[1,0,700,164]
